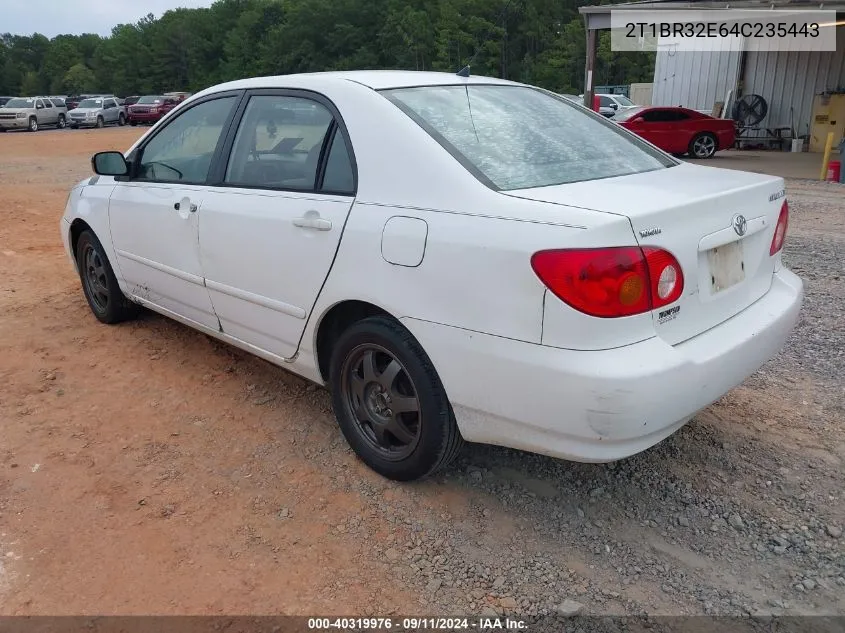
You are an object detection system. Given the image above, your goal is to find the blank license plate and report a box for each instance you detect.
[707,240,745,293]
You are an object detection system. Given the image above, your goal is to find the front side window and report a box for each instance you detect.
[224,95,333,190]
[383,85,674,190]
[137,96,235,183]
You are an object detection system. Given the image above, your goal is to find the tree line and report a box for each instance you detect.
[0,0,654,98]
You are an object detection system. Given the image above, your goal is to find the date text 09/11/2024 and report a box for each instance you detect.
[307,617,529,630]
[624,21,820,38]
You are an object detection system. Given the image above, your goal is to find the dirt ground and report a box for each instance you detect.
[0,128,842,618]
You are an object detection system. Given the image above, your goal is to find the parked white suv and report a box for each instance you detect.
[68,96,126,129]
[0,96,68,132]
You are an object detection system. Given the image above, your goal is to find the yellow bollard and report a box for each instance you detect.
[820,131,835,180]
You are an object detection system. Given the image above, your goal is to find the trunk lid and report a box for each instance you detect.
[506,162,786,345]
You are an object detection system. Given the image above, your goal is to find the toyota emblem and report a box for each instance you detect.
[732,214,747,236]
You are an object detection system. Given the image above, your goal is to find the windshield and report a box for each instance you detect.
[383,85,673,190]
[614,96,636,107]
[614,107,646,122]
[5,98,35,108]
[138,96,163,104]
[78,99,103,108]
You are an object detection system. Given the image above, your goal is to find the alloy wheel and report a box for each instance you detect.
[83,244,109,312]
[340,344,422,461]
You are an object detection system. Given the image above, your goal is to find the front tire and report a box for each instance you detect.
[689,132,717,159]
[96,116,104,129]
[75,230,139,324]
[329,316,463,481]
[28,117,38,132]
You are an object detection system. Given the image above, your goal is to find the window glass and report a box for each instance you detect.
[383,85,673,190]
[43,100,53,108]
[321,131,354,194]
[225,95,333,190]
[599,96,613,107]
[138,96,235,183]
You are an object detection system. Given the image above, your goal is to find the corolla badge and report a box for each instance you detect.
[732,214,747,236]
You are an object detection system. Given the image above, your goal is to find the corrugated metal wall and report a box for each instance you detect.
[651,27,845,137]
[652,40,741,110]
[743,27,845,137]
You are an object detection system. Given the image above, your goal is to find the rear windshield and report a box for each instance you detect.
[137,96,163,104]
[382,85,674,190]
[5,98,35,108]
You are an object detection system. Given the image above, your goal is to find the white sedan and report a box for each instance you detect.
[61,71,803,481]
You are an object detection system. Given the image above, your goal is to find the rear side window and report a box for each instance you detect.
[224,95,333,191]
[44,100,53,109]
[383,85,674,190]
[321,131,354,194]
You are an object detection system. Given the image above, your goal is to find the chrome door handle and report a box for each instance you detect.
[293,215,332,231]
[174,201,197,213]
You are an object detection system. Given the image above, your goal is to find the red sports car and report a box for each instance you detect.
[615,106,736,159]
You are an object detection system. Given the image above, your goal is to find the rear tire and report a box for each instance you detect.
[56,114,66,129]
[118,113,126,126]
[689,132,717,159]
[75,230,139,324]
[329,316,463,481]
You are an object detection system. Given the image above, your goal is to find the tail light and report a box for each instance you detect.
[770,200,789,255]
[531,246,684,318]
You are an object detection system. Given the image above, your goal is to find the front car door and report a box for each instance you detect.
[199,91,357,360]
[108,92,241,329]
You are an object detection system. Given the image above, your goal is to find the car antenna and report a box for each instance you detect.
[455,0,519,77]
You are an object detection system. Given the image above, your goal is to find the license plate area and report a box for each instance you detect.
[707,240,745,293]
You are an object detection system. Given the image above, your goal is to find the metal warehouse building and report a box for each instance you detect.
[580,0,845,151]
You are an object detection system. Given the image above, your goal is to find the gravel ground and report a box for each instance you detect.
[1,130,842,619]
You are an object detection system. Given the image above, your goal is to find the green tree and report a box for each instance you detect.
[63,63,96,94]
[20,70,40,95]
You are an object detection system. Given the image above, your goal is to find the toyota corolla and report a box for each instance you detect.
[60,71,802,481]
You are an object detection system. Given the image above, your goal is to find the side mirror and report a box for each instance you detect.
[611,103,619,110]
[92,151,129,176]
[36,103,44,110]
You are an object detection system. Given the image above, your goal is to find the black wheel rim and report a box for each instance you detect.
[341,344,422,461]
[82,245,109,312]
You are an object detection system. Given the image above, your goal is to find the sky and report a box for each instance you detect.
[3,0,215,38]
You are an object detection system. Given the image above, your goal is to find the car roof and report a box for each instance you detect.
[205,70,519,93]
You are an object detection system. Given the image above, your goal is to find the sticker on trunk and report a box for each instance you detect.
[658,306,680,324]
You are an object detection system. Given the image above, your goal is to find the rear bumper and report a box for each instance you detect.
[402,268,803,462]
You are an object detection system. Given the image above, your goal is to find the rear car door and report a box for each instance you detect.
[108,92,240,329]
[103,98,118,123]
[199,90,356,359]
[38,99,56,125]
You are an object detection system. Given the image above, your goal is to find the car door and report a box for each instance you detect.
[108,92,241,329]
[199,91,356,360]
[632,109,678,151]
[103,98,118,123]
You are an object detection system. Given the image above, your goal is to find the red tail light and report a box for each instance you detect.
[531,246,684,318]
[770,200,789,255]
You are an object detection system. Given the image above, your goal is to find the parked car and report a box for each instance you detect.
[126,95,178,125]
[0,96,67,132]
[163,91,192,102]
[62,71,801,481]
[615,106,736,159]
[68,96,126,128]
[578,93,639,118]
